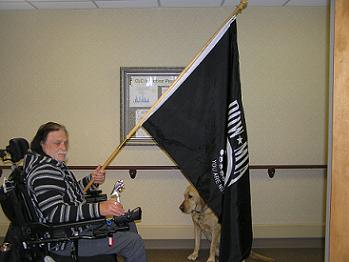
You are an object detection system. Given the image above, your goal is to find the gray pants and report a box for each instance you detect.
[52,223,147,262]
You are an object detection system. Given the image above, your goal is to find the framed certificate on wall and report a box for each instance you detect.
[120,67,183,145]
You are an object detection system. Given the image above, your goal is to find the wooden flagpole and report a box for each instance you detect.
[83,0,248,193]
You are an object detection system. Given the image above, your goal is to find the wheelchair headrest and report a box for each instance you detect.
[3,138,29,163]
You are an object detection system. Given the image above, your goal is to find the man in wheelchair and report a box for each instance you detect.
[0,122,147,262]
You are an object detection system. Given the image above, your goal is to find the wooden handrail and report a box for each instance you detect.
[0,164,327,178]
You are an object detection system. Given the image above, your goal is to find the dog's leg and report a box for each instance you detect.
[188,222,201,261]
[206,227,220,262]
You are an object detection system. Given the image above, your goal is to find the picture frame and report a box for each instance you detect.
[120,67,183,145]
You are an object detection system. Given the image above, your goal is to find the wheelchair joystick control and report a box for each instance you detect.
[110,180,142,224]
[111,179,125,204]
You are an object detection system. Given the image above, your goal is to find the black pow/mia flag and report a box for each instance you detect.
[143,19,252,262]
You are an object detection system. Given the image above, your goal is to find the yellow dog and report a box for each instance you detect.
[180,185,275,262]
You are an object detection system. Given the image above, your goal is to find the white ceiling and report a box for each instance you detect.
[0,0,329,11]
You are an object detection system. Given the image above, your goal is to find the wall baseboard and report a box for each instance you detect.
[137,224,325,239]
[144,238,324,249]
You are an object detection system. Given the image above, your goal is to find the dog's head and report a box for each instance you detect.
[179,185,206,214]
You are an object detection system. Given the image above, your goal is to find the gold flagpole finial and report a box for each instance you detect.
[236,0,248,14]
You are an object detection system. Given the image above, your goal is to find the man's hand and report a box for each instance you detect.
[92,165,106,185]
[99,199,125,217]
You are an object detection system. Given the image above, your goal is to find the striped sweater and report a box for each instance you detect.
[23,150,101,224]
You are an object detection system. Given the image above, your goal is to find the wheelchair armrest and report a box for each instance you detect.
[30,217,107,232]
[85,190,107,203]
[24,217,129,245]
[23,207,141,245]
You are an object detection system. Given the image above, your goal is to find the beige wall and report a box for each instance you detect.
[0,7,328,240]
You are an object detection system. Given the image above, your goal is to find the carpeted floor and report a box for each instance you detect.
[118,248,324,262]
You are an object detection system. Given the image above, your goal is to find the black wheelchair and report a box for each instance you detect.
[0,138,141,262]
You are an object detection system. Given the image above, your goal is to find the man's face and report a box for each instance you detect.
[41,129,69,162]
